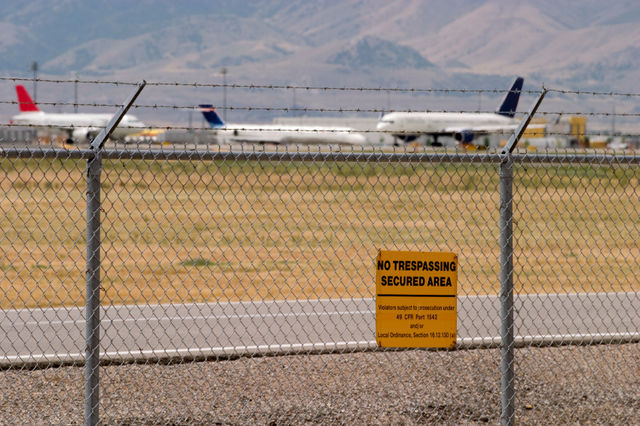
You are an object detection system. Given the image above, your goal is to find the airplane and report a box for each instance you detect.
[376,77,526,146]
[198,105,367,146]
[10,85,147,144]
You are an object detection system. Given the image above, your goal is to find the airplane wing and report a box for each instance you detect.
[219,129,284,145]
[229,137,283,144]
[441,123,545,142]
[442,124,519,135]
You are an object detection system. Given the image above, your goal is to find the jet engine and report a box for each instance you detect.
[453,131,475,144]
[69,128,98,144]
[394,134,419,142]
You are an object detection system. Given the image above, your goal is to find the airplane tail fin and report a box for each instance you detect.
[496,77,523,118]
[199,104,225,128]
[16,85,40,112]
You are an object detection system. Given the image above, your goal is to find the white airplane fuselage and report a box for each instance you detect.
[216,124,367,146]
[376,76,526,145]
[11,111,146,141]
[377,112,516,134]
[11,84,147,144]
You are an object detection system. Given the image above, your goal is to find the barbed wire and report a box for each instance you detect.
[1,99,639,118]
[0,122,637,138]
[0,76,540,95]
[546,88,640,97]
[4,76,640,97]
[2,99,520,113]
[0,76,537,94]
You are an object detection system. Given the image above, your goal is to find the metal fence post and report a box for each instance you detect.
[499,154,515,426]
[85,151,102,426]
[84,81,146,426]
[500,87,547,426]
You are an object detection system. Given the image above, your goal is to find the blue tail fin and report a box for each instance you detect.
[199,104,225,128]
[496,77,523,118]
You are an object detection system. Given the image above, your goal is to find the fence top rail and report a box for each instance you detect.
[0,147,93,160]
[0,146,499,163]
[2,146,640,165]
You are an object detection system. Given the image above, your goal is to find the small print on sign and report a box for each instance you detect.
[375,250,457,348]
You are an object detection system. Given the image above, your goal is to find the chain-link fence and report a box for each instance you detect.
[1,142,639,423]
[1,77,640,423]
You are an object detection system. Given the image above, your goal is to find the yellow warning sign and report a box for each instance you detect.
[376,250,457,348]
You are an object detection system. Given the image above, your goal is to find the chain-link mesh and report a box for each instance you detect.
[511,154,640,423]
[0,150,87,422]
[95,149,503,424]
[1,144,639,423]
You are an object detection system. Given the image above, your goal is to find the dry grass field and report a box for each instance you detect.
[1,155,639,309]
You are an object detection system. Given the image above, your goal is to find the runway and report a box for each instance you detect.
[1,292,638,367]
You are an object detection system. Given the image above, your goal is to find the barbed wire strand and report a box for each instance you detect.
[1,100,639,118]
[0,76,542,94]
[1,122,638,139]
[5,76,640,97]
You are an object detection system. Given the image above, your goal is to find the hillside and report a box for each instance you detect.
[1,0,639,128]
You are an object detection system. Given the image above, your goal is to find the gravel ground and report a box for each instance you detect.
[0,343,638,424]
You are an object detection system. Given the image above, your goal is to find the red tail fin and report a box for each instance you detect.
[16,85,40,112]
